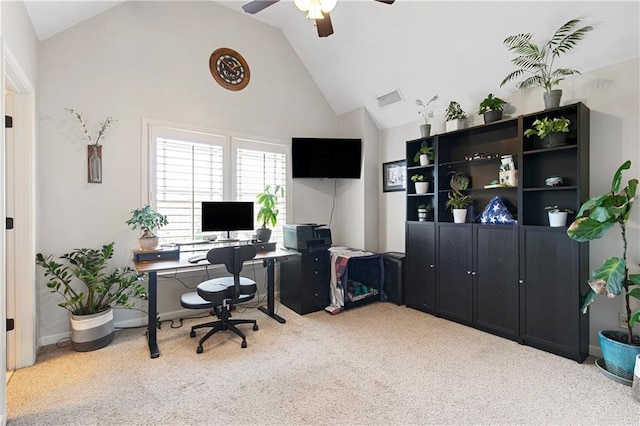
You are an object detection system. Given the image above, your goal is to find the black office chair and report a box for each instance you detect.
[179,245,259,354]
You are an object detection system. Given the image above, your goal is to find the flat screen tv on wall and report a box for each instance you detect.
[291,137,362,179]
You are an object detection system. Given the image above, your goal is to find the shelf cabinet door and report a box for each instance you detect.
[405,222,436,313]
[437,223,473,324]
[519,227,588,362]
[473,224,519,339]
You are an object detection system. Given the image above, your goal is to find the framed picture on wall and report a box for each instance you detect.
[382,160,406,192]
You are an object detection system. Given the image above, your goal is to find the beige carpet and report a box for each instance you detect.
[7,302,639,425]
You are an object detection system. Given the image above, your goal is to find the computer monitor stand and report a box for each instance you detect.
[216,231,238,243]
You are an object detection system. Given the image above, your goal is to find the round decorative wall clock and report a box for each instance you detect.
[209,48,250,91]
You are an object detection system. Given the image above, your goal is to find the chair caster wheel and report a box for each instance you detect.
[241,341,247,348]
[197,346,203,354]
[253,324,259,331]
[190,330,196,338]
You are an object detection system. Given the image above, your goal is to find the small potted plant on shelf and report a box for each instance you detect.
[415,95,438,137]
[544,205,574,227]
[36,242,147,352]
[445,101,467,132]
[524,116,570,148]
[566,160,640,382]
[500,18,594,109]
[411,174,429,194]
[417,203,433,222]
[445,190,472,223]
[256,184,284,243]
[478,93,507,124]
[126,204,169,251]
[412,141,434,166]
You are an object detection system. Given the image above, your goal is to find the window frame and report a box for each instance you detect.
[141,118,291,243]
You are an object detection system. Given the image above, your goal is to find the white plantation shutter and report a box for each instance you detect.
[155,138,224,242]
[236,146,287,243]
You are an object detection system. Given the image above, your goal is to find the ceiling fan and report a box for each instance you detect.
[241,0,395,38]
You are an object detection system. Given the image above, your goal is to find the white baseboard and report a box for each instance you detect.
[589,344,602,359]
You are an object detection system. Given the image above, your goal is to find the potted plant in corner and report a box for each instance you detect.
[524,116,570,148]
[415,95,438,137]
[417,203,433,222]
[256,184,284,243]
[413,141,434,166]
[411,174,429,194]
[500,18,594,109]
[445,189,472,223]
[126,204,169,251]
[445,101,467,132]
[478,93,507,124]
[567,161,640,382]
[36,242,147,352]
[545,205,574,227]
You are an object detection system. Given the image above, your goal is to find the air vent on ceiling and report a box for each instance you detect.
[376,89,404,108]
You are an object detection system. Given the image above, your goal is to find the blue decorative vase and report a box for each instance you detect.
[599,330,640,381]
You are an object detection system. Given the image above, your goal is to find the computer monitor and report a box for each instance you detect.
[201,201,254,241]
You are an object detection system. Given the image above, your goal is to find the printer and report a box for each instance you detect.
[283,224,332,251]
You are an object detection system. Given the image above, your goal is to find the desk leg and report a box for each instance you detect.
[258,258,286,324]
[147,271,160,358]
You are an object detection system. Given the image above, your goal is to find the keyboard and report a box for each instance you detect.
[187,254,207,264]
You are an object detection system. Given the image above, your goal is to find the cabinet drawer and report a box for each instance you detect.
[301,253,329,280]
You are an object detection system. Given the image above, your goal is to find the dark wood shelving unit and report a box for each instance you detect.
[404,102,590,362]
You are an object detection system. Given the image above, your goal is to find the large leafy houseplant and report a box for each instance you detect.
[500,19,594,93]
[36,242,147,316]
[566,161,640,346]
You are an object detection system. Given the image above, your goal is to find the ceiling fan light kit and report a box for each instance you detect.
[294,0,337,19]
[242,0,394,37]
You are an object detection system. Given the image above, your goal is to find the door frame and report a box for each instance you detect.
[3,40,37,371]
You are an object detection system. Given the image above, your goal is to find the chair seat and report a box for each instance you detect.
[196,276,257,304]
[180,291,255,310]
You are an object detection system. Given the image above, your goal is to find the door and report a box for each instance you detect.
[473,224,519,339]
[437,223,473,324]
[519,226,587,361]
[405,222,436,313]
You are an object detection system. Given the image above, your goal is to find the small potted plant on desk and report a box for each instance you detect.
[445,101,467,132]
[545,205,574,227]
[445,190,473,223]
[478,93,507,124]
[411,174,429,194]
[126,204,169,251]
[256,184,284,243]
[413,141,434,166]
[566,160,640,382]
[36,242,147,351]
[524,117,570,148]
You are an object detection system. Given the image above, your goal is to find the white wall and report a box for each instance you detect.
[36,1,342,344]
[1,0,39,86]
[378,58,640,352]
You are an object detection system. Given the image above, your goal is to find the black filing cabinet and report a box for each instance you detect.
[280,249,330,315]
[383,252,405,305]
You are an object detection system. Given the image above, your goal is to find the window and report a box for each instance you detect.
[234,139,287,243]
[148,124,287,244]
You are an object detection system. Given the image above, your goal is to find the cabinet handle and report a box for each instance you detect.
[429,264,435,268]
[471,271,477,276]
[518,280,524,284]
[467,271,472,275]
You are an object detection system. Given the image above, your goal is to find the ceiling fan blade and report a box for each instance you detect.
[316,12,334,38]
[242,0,280,14]
[374,0,396,4]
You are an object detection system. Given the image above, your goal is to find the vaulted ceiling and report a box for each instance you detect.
[22,1,640,130]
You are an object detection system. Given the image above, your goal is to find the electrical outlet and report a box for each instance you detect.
[619,312,628,329]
